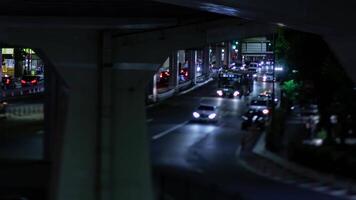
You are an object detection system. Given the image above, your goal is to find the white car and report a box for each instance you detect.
[261,73,274,82]
[249,98,270,115]
[192,104,219,122]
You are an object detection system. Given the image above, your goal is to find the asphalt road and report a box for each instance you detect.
[147,80,342,200]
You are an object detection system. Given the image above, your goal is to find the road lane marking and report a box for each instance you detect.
[152,121,189,140]
[146,118,153,123]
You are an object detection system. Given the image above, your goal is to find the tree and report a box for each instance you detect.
[274,28,290,65]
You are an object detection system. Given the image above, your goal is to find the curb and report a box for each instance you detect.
[147,78,213,108]
[178,78,213,96]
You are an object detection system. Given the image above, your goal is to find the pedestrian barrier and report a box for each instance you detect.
[4,103,44,120]
[0,85,44,100]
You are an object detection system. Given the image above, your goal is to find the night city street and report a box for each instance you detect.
[147,80,344,200]
[0,1,356,200]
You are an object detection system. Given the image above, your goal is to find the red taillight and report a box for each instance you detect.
[5,79,10,85]
[160,73,163,78]
[21,80,26,84]
[185,72,188,77]
[31,79,37,84]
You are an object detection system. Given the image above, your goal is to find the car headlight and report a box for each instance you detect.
[233,91,240,97]
[193,112,200,118]
[263,76,267,81]
[216,90,223,96]
[253,74,257,77]
[262,109,269,115]
[208,113,217,119]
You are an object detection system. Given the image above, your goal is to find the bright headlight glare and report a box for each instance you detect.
[262,109,269,115]
[233,91,240,96]
[193,112,200,118]
[208,113,217,119]
[217,90,223,96]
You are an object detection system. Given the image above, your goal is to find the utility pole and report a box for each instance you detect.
[272,33,276,113]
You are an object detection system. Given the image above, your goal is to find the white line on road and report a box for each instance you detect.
[152,121,188,140]
[146,118,153,123]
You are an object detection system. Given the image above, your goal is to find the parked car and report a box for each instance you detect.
[1,75,15,89]
[21,75,40,87]
[241,109,269,130]
[248,97,271,114]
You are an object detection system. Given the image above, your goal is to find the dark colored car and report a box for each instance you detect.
[21,75,40,87]
[1,76,15,89]
[241,109,269,130]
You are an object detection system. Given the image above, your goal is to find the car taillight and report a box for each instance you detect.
[21,80,26,84]
[31,79,37,84]
[160,74,163,78]
[5,79,10,84]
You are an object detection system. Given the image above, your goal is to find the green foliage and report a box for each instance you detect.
[275,28,290,62]
[281,79,300,101]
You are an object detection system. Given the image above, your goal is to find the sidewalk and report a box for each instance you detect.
[237,114,356,200]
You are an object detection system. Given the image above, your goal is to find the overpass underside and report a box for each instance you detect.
[0,1,354,200]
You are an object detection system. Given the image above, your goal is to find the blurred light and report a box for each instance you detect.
[274,98,278,102]
[217,90,223,96]
[275,67,284,71]
[253,74,257,78]
[263,75,267,82]
[276,23,286,27]
[313,139,323,146]
[262,109,269,115]
[197,66,201,72]
[292,70,298,73]
[199,3,240,16]
[193,112,200,118]
[221,49,225,53]
[208,113,217,119]
[232,45,237,50]
[330,115,338,124]
[233,91,240,97]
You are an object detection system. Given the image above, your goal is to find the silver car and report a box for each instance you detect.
[192,104,219,122]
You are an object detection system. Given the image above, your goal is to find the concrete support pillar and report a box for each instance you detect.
[237,40,243,65]
[202,46,210,77]
[169,52,179,89]
[0,48,2,79]
[225,41,231,67]
[105,68,153,200]
[186,50,196,84]
[215,45,222,67]
[152,73,157,102]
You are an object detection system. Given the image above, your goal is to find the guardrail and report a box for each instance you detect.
[1,103,44,120]
[0,85,44,100]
